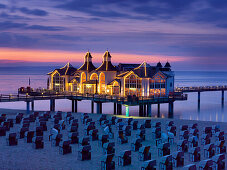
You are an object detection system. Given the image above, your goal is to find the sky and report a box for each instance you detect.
[0,0,227,70]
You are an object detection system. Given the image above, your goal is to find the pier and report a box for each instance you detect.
[175,85,227,110]
[0,93,187,118]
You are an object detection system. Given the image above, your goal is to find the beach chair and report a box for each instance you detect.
[177,140,188,152]
[198,159,213,170]
[180,125,188,131]
[85,118,92,126]
[172,151,184,167]
[115,118,122,126]
[118,150,131,166]
[166,121,174,128]
[167,132,174,144]
[99,115,107,125]
[127,118,133,125]
[99,134,109,147]
[39,121,47,131]
[215,140,226,154]
[204,143,215,158]
[79,137,90,147]
[132,120,138,130]
[78,145,91,161]
[6,133,18,146]
[159,155,173,170]
[152,127,161,140]
[203,127,212,137]
[0,127,6,136]
[167,125,176,136]
[59,140,72,155]
[215,131,225,141]
[212,154,225,170]
[189,147,201,162]
[131,138,142,151]
[183,164,196,170]
[141,160,156,170]
[201,134,211,145]
[68,125,78,132]
[59,120,65,130]
[25,131,35,143]
[52,133,63,146]
[85,123,96,136]
[101,154,115,170]
[180,130,189,140]
[189,123,198,130]
[139,146,151,161]
[123,125,131,136]
[158,142,170,157]
[212,125,220,135]
[19,127,29,138]
[89,129,99,141]
[36,126,43,136]
[117,130,128,144]
[144,119,151,128]
[16,113,23,124]
[110,116,116,125]
[189,128,199,138]
[70,119,78,126]
[7,119,14,128]
[68,132,79,144]
[136,129,146,141]
[189,136,198,148]
[2,121,10,131]
[152,122,161,128]
[138,124,145,130]
[103,142,115,155]
[32,136,44,149]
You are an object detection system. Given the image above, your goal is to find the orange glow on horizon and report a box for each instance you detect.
[0,48,187,64]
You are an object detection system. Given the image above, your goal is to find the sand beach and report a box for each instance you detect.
[0,108,226,170]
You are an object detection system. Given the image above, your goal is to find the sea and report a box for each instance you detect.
[1,66,227,122]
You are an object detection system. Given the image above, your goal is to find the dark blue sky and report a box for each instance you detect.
[0,0,227,70]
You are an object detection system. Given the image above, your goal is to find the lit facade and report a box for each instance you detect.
[47,51,174,97]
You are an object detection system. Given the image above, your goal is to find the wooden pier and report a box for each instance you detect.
[175,85,227,110]
[0,93,187,118]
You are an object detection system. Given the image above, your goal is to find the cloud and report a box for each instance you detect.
[0,21,65,31]
[18,7,48,16]
[0,3,6,9]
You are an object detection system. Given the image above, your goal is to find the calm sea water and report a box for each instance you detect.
[0,66,227,122]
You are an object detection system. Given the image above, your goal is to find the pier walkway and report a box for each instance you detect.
[175,85,227,110]
[0,93,187,118]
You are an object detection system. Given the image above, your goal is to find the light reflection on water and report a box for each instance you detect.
[0,69,227,122]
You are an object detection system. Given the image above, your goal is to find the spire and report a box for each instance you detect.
[156,62,162,68]
[96,51,116,71]
[78,52,96,72]
[164,61,171,68]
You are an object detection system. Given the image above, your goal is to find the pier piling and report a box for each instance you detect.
[96,102,102,114]
[114,103,117,115]
[168,102,174,118]
[50,99,55,112]
[139,104,143,117]
[143,104,147,117]
[198,91,201,112]
[157,104,160,117]
[26,101,30,114]
[72,99,75,112]
[31,101,34,111]
[222,90,224,108]
[147,104,151,117]
[125,105,129,117]
[117,104,122,115]
[74,100,78,112]
[91,101,94,113]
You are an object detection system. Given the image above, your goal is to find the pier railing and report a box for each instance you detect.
[175,85,227,92]
[0,92,187,104]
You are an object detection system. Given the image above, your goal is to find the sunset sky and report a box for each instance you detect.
[0,0,227,70]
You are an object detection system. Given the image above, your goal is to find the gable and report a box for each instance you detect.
[152,71,166,79]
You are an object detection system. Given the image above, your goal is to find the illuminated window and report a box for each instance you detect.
[90,73,98,80]
[125,74,142,96]
[99,72,105,94]
[53,72,65,92]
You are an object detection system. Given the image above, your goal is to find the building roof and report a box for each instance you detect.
[133,62,157,78]
[117,63,141,71]
[156,62,163,68]
[107,79,121,85]
[96,51,117,71]
[77,52,96,72]
[164,61,171,68]
[47,62,77,76]
[83,80,98,85]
